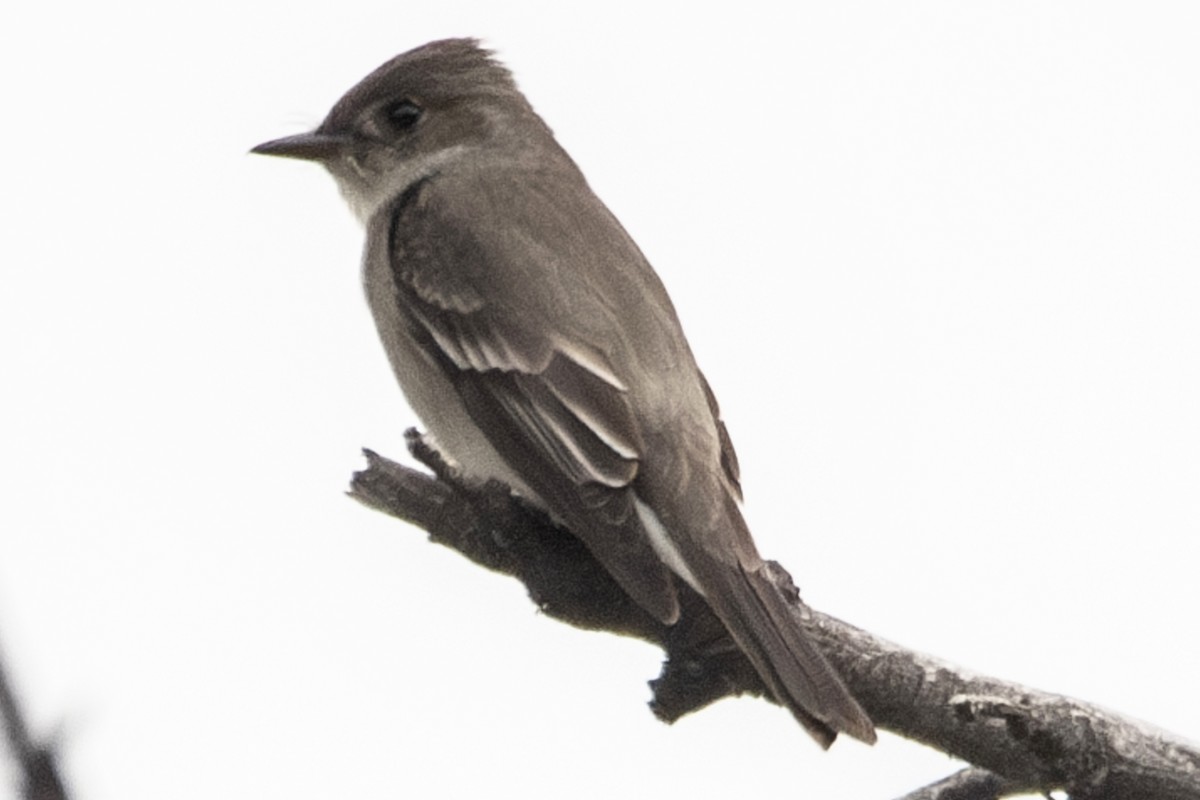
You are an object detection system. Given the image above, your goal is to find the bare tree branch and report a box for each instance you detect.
[349,433,1200,800]
[891,767,1020,800]
[0,639,69,800]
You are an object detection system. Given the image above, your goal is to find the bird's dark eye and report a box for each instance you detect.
[384,99,423,131]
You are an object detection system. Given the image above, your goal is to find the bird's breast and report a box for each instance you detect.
[361,233,538,499]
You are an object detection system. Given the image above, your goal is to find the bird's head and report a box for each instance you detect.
[252,38,549,222]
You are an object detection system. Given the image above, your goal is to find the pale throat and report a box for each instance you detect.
[333,144,470,225]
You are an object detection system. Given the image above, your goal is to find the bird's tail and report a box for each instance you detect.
[699,557,876,747]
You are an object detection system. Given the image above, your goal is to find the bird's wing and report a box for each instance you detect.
[376,176,680,623]
[697,369,742,502]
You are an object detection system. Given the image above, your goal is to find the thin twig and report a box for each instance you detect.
[0,638,69,800]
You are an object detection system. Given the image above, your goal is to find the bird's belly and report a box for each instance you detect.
[399,339,534,496]
[364,261,537,500]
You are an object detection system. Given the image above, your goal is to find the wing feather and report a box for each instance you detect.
[384,177,679,622]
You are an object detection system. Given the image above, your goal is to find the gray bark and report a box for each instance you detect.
[349,433,1200,800]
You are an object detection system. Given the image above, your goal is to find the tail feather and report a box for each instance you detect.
[703,560,876,747]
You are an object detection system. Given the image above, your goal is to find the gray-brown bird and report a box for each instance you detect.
[253,38,874,747]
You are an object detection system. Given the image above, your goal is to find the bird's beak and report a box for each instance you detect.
[250,131,349,161]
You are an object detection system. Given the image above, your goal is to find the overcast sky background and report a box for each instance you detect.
[2,3,1197,798]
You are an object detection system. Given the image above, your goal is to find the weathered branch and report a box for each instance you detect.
[0,639,69,800]
[891,767,1018,800]
[349,432,1200,800]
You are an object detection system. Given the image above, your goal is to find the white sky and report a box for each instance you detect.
[2,3,1198,798]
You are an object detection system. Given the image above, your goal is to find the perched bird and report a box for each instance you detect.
[253,38,874,746]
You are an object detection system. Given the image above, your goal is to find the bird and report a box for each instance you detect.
[252,37,874,747]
